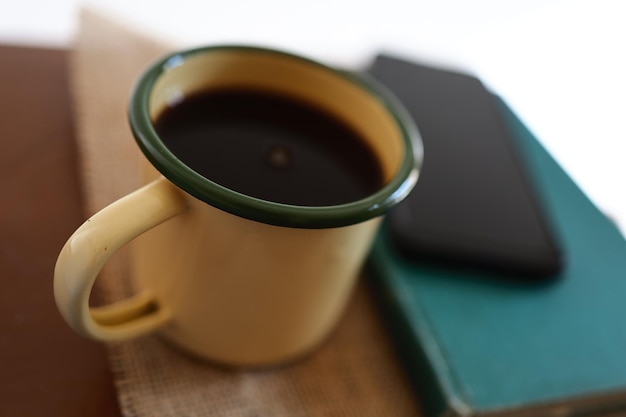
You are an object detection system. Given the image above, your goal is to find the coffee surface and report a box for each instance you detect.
[154,89,384,206]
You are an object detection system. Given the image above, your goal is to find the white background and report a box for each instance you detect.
[1,0,624,235]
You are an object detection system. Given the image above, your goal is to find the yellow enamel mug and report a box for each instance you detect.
[54,45,422,367]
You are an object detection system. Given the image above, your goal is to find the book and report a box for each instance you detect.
[367,68,626,416]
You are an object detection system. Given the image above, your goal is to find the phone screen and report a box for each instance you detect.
[368,55,562,278]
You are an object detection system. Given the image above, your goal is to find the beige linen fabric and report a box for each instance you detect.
[71,8,421,417]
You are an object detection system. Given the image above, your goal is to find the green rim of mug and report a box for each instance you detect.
[128,45,421,229]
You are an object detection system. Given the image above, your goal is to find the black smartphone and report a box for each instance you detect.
[367,55,563,278]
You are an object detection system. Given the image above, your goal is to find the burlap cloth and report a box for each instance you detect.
[71,9,422,417]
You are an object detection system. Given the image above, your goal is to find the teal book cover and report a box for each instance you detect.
[367,97,626,417]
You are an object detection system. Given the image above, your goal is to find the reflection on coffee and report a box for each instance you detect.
[154,88,384,206]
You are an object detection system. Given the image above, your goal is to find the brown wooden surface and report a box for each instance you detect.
[0,44,121,417]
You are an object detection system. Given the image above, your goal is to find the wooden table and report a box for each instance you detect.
[0,44,121,417]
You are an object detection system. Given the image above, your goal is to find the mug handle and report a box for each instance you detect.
[54,176,187,341]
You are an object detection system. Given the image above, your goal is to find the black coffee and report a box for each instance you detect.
[154,88,384,206]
